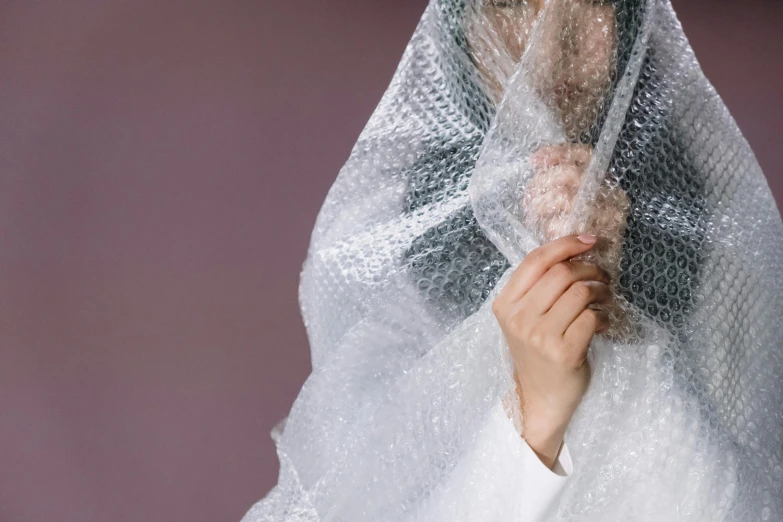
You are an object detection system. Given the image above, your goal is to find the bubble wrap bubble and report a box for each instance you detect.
[242,1,783,520]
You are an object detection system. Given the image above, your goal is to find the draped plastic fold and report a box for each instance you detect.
[242,1,783,520]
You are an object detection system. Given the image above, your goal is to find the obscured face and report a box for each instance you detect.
[465,0,617,141]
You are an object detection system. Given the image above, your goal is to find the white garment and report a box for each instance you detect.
[413,400,573,522]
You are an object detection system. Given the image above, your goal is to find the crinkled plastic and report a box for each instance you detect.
[242,0,783,520]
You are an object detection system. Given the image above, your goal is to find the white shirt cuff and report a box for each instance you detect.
[490,402,573,519]
[412,401,575,522]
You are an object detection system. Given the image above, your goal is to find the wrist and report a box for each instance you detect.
[523,424,566,469]
[520,401,570,469]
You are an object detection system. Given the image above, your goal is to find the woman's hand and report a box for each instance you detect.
[492,235,611,469]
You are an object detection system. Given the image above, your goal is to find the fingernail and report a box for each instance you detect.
[577,234,597,244]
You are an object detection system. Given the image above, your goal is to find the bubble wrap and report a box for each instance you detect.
[242,0,783,520]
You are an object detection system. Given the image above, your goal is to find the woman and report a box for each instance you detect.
[243,0,783,520]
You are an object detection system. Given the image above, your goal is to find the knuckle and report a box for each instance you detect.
[512,261,528,279]
[550,345,576,367]
[561,340,588,368]
[571,281,592,301]
[491,297,502,318]
[551,262,574,282]
[524,248,544,267]
[506,310,526,336]
[527,324,547,349]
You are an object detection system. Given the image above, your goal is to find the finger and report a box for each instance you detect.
[563,308,611,352]
[498,234,597,305]
[520,261,611,316]
[547,280,613,334]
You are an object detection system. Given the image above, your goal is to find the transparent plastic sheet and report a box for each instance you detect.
[242,0,783,520]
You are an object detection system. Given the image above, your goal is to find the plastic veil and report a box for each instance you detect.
[243,0,783,520]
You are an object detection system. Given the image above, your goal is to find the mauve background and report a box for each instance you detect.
[0,0,780,521]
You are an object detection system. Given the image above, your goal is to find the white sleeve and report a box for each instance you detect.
[412,401,573,522]
[505,406,574,518]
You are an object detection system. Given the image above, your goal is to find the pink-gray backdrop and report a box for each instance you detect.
[1,1,780,521]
